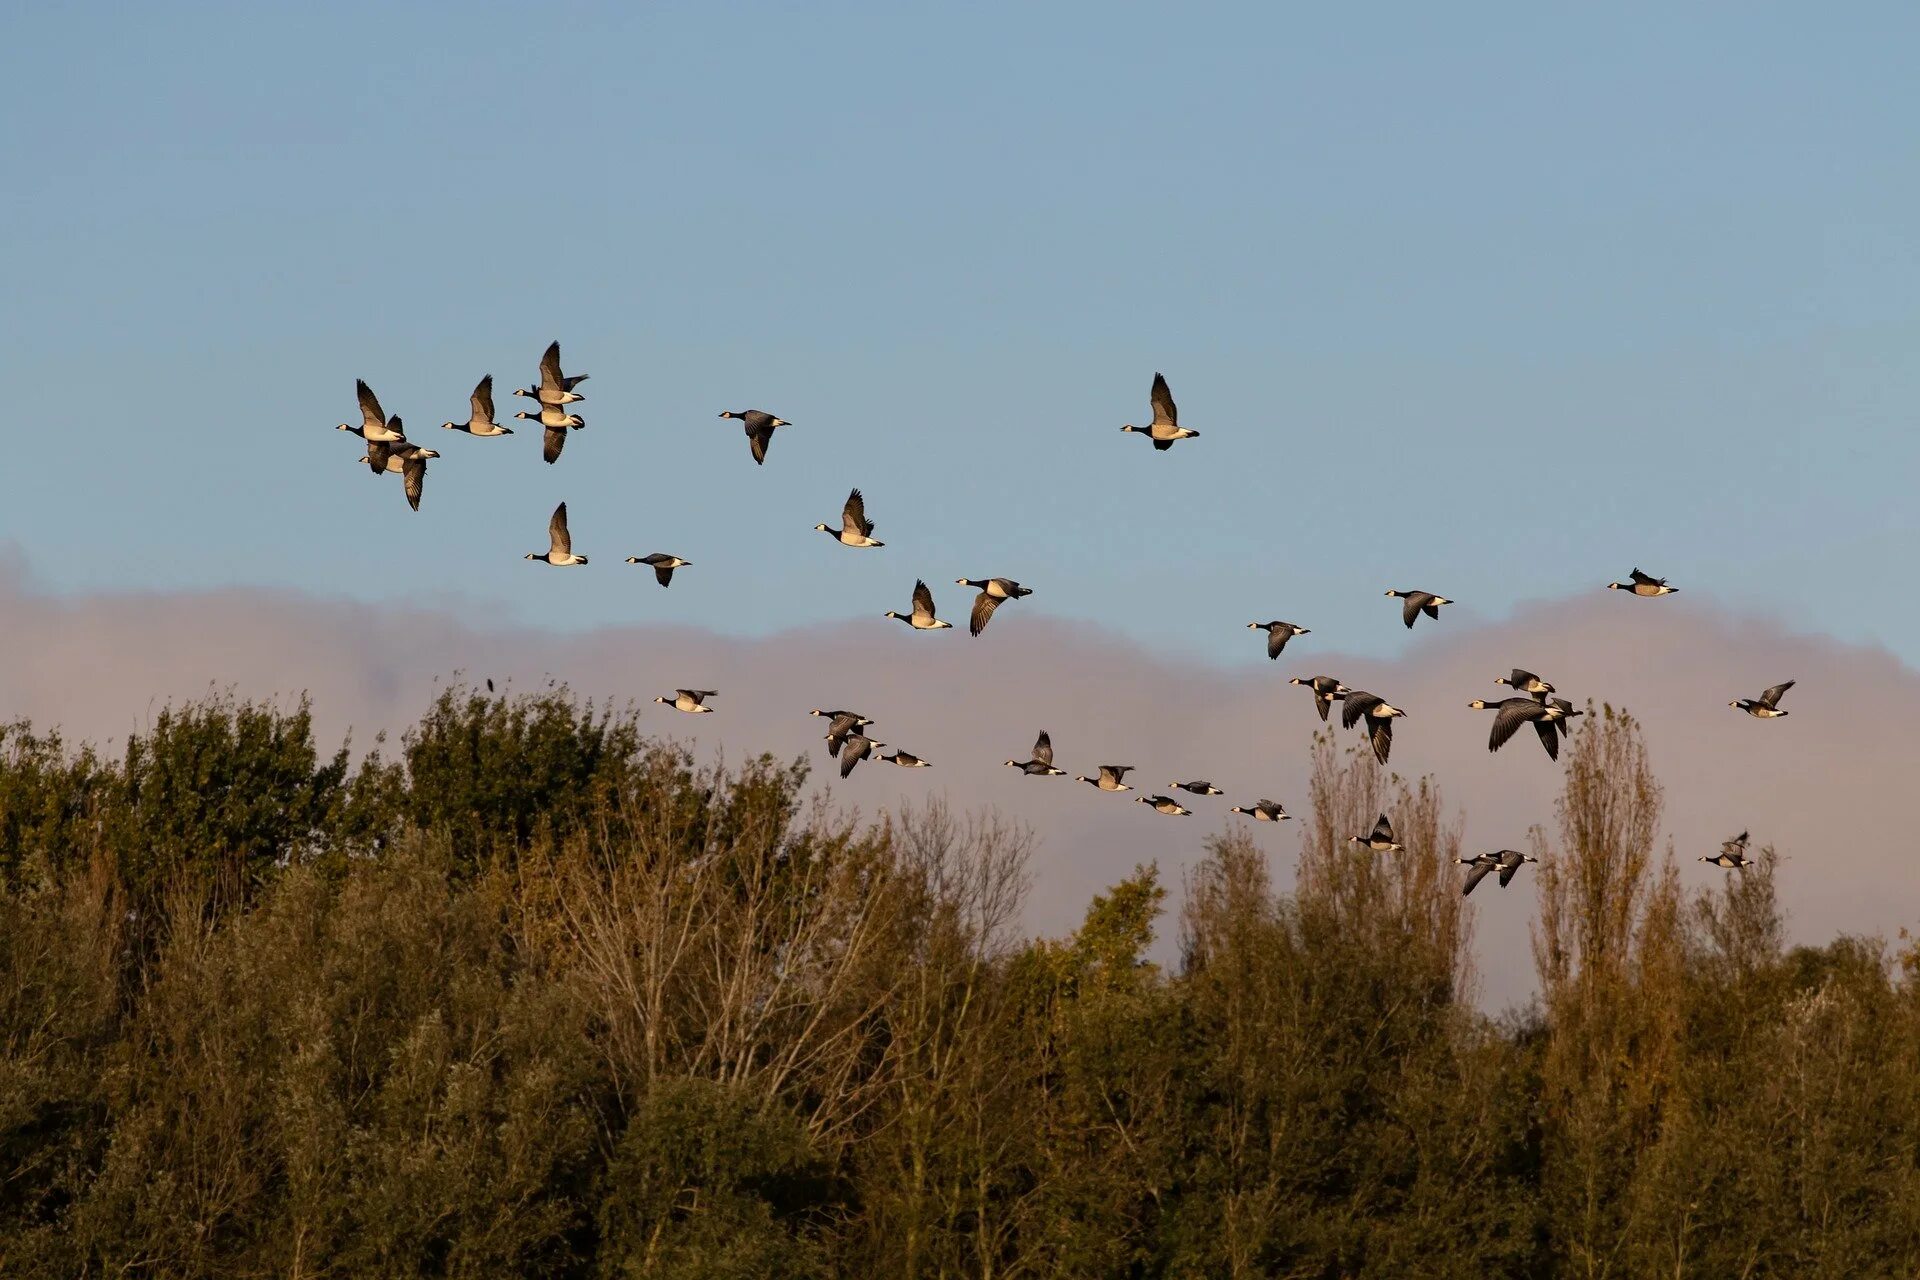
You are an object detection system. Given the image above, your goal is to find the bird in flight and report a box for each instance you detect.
[526,503,588,565]
[816,488,884,547]
[1385,589,1452,629]
[1137,794,1193,816]
[442,374,513,436]
[1458,849,1536,895]
[655,689,716,714]
[1731,681,1794,718]
[1350,813,1404,853]
[957,578,1032,637]
[1701,831,1757,869]
[1470,696,1566,761]
[1289,676,1348,723]
[340,379,406,442]
[886,580,952,630]
[1341,691,1406,765]
[1120,373,1200,450]
[1607,568,1678,597]
[513,340,588,406]
[719,409,791,465]
[1005,730,1066,776]
[625,554,691,587]
[1250,620,1310,660]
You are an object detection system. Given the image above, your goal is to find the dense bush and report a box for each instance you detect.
[0,689,1915,1276]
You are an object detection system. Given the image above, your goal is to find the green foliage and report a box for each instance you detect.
[0,721,112,892]
[597,1079,831,1279]
[1072,863,1166,991]
[402,681,647,862]
[0,688,1917,1275]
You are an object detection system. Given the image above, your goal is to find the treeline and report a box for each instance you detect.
[1,685,1916,1277]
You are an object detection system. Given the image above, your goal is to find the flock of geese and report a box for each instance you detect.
[337,347,1784,896]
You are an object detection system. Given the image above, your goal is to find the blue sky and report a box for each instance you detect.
[5,3,1917,667]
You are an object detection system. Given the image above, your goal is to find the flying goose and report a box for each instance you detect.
[881,749,931,768]
[1340,691,1406,765]
[1171,780,1225,796]
[1731,681,1794,718]
[1005,730,1066,776]
[655,689,716,714]
[526,502,588,565]
[1494,669,1554,695]
[512,404,587,465]
[1250,620,1310,660]
[1349,814,1404,853]
[718,410,790,465]
[358,442,439,512]
[809,709,874,757]
[1701,831,1756,870]
[1137,794,1193,816]
[809,707,874,727]
[1607,568,1677,597]
[1385,589,1452,629]
[1455,851,1501,894]
[624,553,691,587]
[340,379,406,442]
[1120,373,1200,449]
[1229,799,1290,822]
[1288,675,1349,723]
[361,435,418,475]
[513,403,586,429]
[442,375,513,436]
[817,488,884,547]
[1532,692,1584,738]
[821,719,863,757]
[1459,849,1536,894]
[1495,848,1537,887]
[886,580,952,630]
[512,340,588,406]
[956,578,1033,637]
[1469,697,1564,761]
[538,422,574,464]
[1075,764,1134,792]
[838,732,882,779]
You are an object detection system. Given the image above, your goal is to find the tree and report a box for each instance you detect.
[1530,704,1685,1279]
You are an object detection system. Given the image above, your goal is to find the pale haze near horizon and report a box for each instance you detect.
[2,5,1919,1003]
[0,559,1911,1012]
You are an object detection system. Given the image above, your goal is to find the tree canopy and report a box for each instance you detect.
[0,687,1915,1276]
